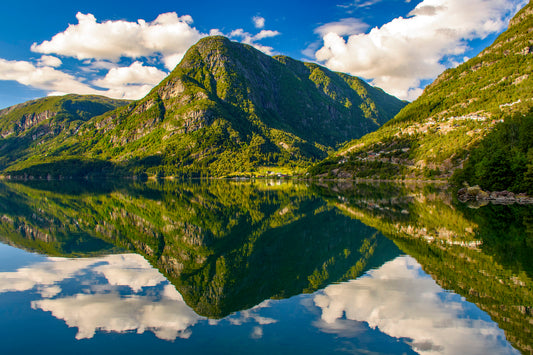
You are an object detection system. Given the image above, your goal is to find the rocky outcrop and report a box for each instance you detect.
[458,185,533,204]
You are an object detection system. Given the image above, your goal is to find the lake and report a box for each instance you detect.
[0,179,530,354]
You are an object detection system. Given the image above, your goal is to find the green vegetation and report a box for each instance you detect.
[310,1,533,186]
[0,94,129,171]
[453,109,533,193]
[0,36,405,178]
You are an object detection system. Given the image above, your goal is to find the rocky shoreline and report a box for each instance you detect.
[458,185,533,205]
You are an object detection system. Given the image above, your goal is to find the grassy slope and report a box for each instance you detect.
[310,1,533,181]
[0,94,130,171]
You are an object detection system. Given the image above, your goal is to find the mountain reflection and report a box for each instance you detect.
[0,180,400,318]
[314,181,533,354]
[0,180,530,353]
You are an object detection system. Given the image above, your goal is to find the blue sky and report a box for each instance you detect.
[0,0,527,108]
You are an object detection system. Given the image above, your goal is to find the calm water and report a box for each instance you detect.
[0,180,530,354]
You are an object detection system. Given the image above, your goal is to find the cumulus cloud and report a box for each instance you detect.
[37,55,62,68]
[93,61,168,99]
[313,256,518,355]
[0,254,165,296]
[31,12,204,71]
[0,12,285,103]
[229,29,281,55]
[0,58,167,100]
[253,16,266,29]
[316,0,526,100]
[0,58,101,96]
[32,285,202,340]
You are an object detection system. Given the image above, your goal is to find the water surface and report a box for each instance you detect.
[0,180,530,354]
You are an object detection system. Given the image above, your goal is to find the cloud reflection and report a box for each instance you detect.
[313,256,518,355]
[32,284,201,340]
[0,253,203,340]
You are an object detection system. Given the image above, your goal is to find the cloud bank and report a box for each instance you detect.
[0,253,203,340]
[316,0,526,100]
[0,58,100,97]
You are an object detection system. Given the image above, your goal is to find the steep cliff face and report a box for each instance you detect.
[1,36,406,177]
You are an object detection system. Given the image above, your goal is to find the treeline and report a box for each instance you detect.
[453,109,533,194]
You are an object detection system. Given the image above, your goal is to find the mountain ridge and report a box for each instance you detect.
[1,36,406,178]
[310,1,533,189]
[0,94,130,172]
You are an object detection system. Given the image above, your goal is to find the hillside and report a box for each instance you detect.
[0,94,130,171]
[311,1,533,186]
[0,36,406,178]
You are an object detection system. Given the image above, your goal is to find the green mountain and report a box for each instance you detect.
[311,1,533,187]
[0,94,130,172]
[1,36,406,178]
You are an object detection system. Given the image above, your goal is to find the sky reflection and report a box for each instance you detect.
[313,256,519,355]
[0,244,521,354]
[0,252,203,340]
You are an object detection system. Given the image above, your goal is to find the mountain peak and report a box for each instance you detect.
[193,35,232,49]
[1,37,406,178]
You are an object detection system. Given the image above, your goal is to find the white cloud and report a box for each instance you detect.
[250,326,263,339]
[227,300,277,326]
[38,55,62,68]
[0,254,166,296]
[31,12,204,71]
[32,285,202,340]
[0,58,166,100]
[253,16,266,29]
[313,256,519,355]
[92,253,167,292]
[0,253,203,341]
[316,0,525,100]
[0,12,283,103]
[93,61,168,100]
[0,58,100,96]
[229,29,281,55]
[315,18,369,37]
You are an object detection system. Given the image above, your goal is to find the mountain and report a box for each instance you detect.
[310,1,533,188]
[1,36,406,178]
[0,94,130,171]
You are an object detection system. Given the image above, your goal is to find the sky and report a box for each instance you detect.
[0,0,527,109]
